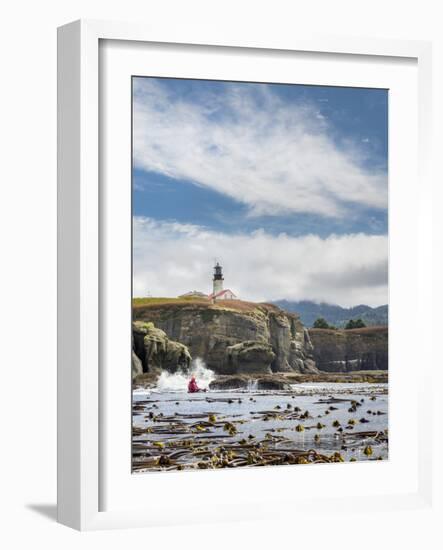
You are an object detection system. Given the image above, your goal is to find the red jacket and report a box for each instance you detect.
[188,378,200,393]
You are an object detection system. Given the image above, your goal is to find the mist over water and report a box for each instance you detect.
[155,357,215,392]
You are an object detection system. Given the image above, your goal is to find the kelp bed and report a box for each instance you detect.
[132,392,388,472]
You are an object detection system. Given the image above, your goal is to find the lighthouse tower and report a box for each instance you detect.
[213,262,224,295]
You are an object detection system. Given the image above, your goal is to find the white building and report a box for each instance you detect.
[209,288,237,301]
[178,290,208,299]
[208,262,237,301]
[179,262,238,302]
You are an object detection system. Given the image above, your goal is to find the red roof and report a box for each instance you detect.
[208,288,237,299]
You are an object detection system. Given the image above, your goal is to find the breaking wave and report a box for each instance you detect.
[155,357,215,392]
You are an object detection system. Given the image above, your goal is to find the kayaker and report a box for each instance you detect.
[187,376,200,393]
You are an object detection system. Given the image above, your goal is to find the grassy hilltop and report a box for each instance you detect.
[132,296,284,315]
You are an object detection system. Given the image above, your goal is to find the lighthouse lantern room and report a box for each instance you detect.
[213,262,224,294]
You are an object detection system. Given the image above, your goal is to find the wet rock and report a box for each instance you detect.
[132,350,143,378]
[209,376,248,390]
[133,321,191,373]
[225,340,275,374]
[256,377,291,391]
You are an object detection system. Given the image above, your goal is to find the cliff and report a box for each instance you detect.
[133,321,192,374]
[132,299,317,375]
[308,326,388,372]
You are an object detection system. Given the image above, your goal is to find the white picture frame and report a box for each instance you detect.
[57,19,433,531]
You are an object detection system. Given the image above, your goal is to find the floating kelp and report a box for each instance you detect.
[132,442,350,472]
[364,445,373,456]
[132,386,388,472]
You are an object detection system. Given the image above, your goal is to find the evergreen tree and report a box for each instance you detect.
[313,317,331,329]
[345,318,366,329]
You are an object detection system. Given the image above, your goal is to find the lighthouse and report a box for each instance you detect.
[209,262,237,301]
[213,262,224,295]
[179,262,237,302]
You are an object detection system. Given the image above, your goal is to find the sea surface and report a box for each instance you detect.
[132,382,388,471]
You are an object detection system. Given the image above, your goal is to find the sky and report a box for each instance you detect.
[132,77,388,307]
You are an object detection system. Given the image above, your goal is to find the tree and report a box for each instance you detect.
[345,318,366,329]
[313,317,332,329]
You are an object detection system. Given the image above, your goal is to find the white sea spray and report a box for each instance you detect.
[155,357,215,392]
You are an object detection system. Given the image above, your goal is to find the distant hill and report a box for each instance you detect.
[272,300,388,328]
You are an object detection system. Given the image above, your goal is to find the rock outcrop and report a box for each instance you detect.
[209,376,250,390]
[224,341,275,374]
[132,350,143,377]
[308,326,388,372]
[132,300,317,375]
[133,321,192,374]
[209,374,291,391]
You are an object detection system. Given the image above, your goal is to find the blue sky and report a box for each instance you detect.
[132,77,388,306]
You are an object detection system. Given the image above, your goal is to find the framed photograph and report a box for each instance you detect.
[57,20,433,530]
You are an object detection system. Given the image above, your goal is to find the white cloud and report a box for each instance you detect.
[133,79,387,218]
[133,217,388,307]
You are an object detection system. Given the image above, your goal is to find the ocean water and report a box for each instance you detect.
[133,381,388,469]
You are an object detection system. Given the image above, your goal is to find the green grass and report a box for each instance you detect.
[132,298,299,322]
[133,296,209,307]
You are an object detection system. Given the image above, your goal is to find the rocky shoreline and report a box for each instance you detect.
[133,299,317,375]
[132,298,388,379]
[134,370,388,391]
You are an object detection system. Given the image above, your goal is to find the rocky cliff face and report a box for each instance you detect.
[132,300,317,375]
[133,321,192,374]
[308,327,388,372]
